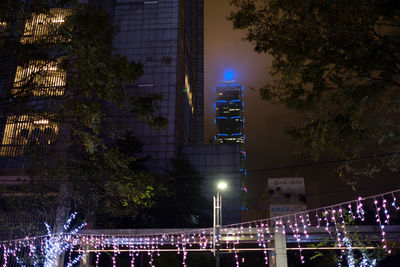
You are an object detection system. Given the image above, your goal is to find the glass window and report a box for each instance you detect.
[0,21,7,36]
[21,8,71,44]
[13,60,66,96]
[0,115,59,157]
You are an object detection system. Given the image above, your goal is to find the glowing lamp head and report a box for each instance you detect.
[217,181,228,190]
[223,70,234,81]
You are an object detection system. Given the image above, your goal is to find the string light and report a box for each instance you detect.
[338,207,347,235]
[323,209,331,235]
[343,237,355,267]
[299,214,309,238]
[331,208,342,248]
[348,203,356,219]
[233,242,239,267]
[2,190,399,266]
[293,215,304,264]
[306,214,311,227]
[315,212,321,228]
[391,193,399,211]
[259,222,268,265]
[357,197,365,221]
[360,251,377,266]
[382,196,390,224]
[374,198,391,254]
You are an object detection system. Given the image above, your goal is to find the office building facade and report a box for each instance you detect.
[0,0,204,174]
[112,0,204,173]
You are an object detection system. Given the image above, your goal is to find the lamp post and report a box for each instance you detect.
[213,181,227,267]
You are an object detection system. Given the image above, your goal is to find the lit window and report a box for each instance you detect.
[184,74,194,113]
[0,115,59,157]
[0,21,7,35]
[13,60,66,96]
[21,8,71,44]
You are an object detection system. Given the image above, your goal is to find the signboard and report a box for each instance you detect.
[268,177,307,217]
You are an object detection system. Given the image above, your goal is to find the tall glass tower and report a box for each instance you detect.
[215,82,244,144]
[215,78,247,212]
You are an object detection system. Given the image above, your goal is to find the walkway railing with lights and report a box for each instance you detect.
[2,188,400,266]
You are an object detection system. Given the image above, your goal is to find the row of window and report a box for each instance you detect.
[1,9,67,157]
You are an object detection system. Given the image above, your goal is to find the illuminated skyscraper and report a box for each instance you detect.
[214,75,247,213]
[215,82,244,144]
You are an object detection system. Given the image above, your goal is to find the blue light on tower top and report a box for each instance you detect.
[223,70,235,81]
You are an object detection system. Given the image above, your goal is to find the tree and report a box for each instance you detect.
[135,157,211,228]
[0,1,166,232]
[229,0,400,184]
[165,157,211,227]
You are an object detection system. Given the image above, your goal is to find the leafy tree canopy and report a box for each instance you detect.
[230,0,400,183]
[0,1,167,229]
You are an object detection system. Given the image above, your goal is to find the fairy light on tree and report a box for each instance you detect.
[343,236,356,267]
[41,212,86,267]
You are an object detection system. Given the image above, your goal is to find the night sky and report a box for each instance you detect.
[203,0,399,217]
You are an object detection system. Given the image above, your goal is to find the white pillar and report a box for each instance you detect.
[274,228,288,267]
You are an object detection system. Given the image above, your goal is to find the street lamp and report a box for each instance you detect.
[213,181,227,267]
[217,181,227,190]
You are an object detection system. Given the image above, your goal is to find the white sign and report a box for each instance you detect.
[269,204,307,217]
[267,177,307,216]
